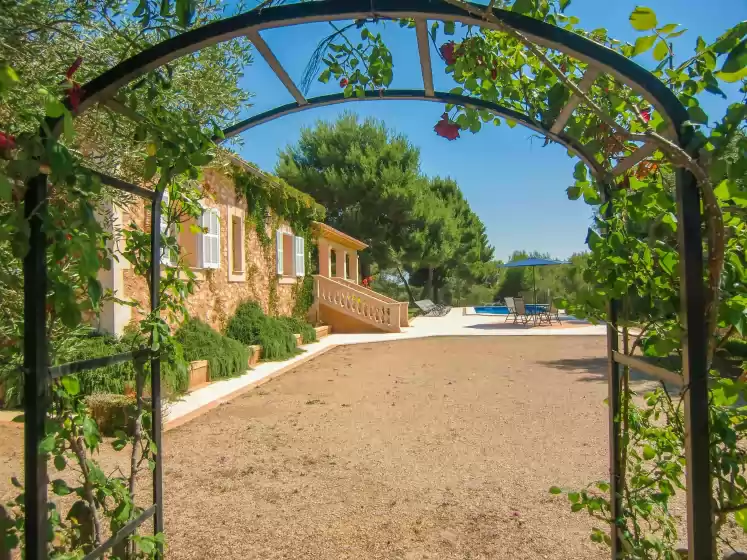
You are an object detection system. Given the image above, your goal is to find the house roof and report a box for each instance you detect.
[312,222,368,251]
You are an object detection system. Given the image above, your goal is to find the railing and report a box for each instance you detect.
[335,277,409,327]
[314,275,402,332]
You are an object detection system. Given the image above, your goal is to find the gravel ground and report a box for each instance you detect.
[2,336,743,559]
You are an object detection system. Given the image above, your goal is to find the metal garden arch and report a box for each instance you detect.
[24,1,711,558]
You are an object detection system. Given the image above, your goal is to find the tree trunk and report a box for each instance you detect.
[396,267,416,304]
[425,267,434,301]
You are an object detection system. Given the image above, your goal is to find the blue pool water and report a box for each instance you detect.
[474,305,547,315]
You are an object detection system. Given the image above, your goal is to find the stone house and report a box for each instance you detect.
[97,167,309,335]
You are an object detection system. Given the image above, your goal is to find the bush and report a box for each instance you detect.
[277,316,317,344]
[225,301,266,345]
[0,331,189,409]
[175,319,248,380]
[224,301,302,361]
[85,393,137,436]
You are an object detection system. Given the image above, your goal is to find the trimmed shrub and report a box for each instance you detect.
[224,300,302,361]
[175,319,249,380]
[256,319,298,361]
[225,301,266,345]
[85,393,137,436]
[0,332,189,409]
[277,316,317,344]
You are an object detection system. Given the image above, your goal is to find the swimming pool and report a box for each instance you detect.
[474,305,548,315]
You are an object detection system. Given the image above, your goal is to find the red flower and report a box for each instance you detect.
[339,77,349,88]
[640,107,652,123]
[440,41,457,65]
[65,233,72,241]
[491,68,498,81]
[434,113,461,141]
[0,131,16,151]
[65,56,83,80]
[560,63,567,73]
[67,82,83,112]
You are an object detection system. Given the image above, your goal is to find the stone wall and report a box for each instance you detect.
[112,168,302,335]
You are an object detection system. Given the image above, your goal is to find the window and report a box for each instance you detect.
[200,208,220,269]
[276,229,305,278]
[159,193,177,266]
[230,214,244,274]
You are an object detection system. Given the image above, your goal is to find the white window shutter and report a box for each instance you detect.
[276,230,284,275]
[159,193,172,265]
[201,208,220,269]
[295,236,305,277]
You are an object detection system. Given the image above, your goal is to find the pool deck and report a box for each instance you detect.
[163,307,605,429]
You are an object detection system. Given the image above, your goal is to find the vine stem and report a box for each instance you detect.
[444,0,725,358]
[67,429,103,546]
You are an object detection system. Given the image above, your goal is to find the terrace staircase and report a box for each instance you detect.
[311,275,409,334]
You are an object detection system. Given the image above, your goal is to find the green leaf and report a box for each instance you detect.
[512,0,533,15]
[653,40,669,61]
[715,179,736,202]
[633,35,657,56]
[643,445,656,460]
[568,492,580,503]
[566,186,581,200]
[45,98,65,118]
[0,175,12,202]
[549,486,562,494]
[716,66,747,83]
[60,376,80,396]
[629,7,657,31]
[721,38,747,74]
[39,434,56,454]
[54,455,66,471]
[687,105,708,125]
[657,23,679,34]
[659,252,677,275]
[444,21,455,36]
[144,155,158,180]
[318,69,331,84]
[573,161,587,182]
[52,479,72,496]
[82,417,100,449]
[571,503,584,512]
[734,509,747,532]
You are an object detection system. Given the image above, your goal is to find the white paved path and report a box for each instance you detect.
[165,308,606,427]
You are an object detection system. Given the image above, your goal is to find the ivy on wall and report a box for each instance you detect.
[232,163,324,317]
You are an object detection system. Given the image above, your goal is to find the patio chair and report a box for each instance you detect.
[414,299,451,317]
[537,299,562,326]
[504,296,518,323]
[513,297,539,325]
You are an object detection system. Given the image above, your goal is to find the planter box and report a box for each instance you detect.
[247,345,261,367]
[314,325,330,339]
[188,360,209,389]
[294,333,303,347]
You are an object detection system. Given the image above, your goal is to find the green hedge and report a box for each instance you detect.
[225,301,314,361]
[0,332,189,409]
[175,319,249,380]
[277,316,317,344]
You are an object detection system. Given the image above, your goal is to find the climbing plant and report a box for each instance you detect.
[304,0,747,556]
[1,0,745,557]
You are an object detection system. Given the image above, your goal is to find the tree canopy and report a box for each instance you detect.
[276,113,494,303]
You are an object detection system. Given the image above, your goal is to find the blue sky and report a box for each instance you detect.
[231,0,746,261]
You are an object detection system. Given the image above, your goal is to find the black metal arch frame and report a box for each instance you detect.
[23,1,710,559]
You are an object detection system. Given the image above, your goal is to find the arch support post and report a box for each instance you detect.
[23,172,49,560]
[603,184,623,558]
[676,168,713,559]
[149,189,166,550]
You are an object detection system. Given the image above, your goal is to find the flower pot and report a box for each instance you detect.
[314,325,330,339]
[188,360,209,389]
[247,345,261,367]
[294,333,303,347]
